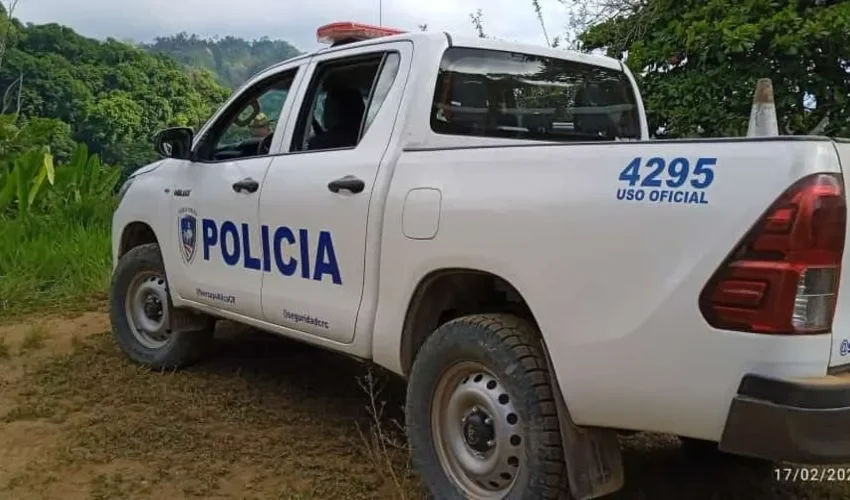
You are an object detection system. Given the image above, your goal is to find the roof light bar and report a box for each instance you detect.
[316,21,406,46]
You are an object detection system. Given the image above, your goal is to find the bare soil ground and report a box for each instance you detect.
[1,310,849,500]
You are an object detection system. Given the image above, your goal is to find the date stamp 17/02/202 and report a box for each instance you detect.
[774,467,850,482]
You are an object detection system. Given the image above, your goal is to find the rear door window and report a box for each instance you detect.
[431,47,641,142]
[290,51,401,153]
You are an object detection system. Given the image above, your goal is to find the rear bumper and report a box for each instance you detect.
[719,372,850,464]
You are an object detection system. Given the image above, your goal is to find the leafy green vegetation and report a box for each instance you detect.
[574,0,850,138]
[0,7,299,317]
[145,33,302,89]
[0,4,303,175]
[1,8,232,173]
[0,139,116,317]
[0,143,54,218]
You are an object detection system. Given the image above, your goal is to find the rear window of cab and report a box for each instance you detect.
[430,47,641,142]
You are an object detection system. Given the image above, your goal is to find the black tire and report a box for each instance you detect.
[109,243,213,370]
[406,313,568,500]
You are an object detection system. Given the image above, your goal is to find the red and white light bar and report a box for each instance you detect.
[317,21,406,46]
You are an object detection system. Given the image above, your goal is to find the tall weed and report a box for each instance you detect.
[44,143,121,210]
[0,142,120,317]
[0,146,55,217]
[0,205,114,316]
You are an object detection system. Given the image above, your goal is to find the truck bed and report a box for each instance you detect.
[377,135,846,441]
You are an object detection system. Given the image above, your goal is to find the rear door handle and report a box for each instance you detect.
[327,175,365,194]
[232,177,259,194]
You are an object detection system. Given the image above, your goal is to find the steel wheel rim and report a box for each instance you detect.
[431,361,525,499]
[124,271,171,349]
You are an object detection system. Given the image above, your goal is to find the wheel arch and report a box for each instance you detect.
[399,267,537,377]
[118,221,159,259]
[398,266,625,499]
[113,220,214,342]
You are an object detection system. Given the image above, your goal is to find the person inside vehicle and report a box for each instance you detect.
[249,112,272,138]
[307,85,365,150]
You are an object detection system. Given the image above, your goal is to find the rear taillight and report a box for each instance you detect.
[700,173,847,334]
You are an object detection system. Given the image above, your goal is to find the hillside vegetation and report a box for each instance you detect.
[3,23,231,173]
[145,33,302,89]
[0,5,308,317]
[0,8,224,315]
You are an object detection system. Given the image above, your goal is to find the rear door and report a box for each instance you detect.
[257,41,413,343]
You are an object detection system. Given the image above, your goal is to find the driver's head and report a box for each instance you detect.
[248,113,271,137]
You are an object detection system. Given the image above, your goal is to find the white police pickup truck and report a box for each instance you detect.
[110,20,850,500]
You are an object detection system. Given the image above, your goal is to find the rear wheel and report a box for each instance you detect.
[406,313,568,499]
[109,243,213,369]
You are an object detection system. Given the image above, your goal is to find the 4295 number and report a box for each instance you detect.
[618,156,716,189]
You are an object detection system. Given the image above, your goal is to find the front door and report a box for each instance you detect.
[258,41,412,343]
[169,65,304,319]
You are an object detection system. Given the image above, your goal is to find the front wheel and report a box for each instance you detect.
[109,243,213,370]
[406,314,568,500]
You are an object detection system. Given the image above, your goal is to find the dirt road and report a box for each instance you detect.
[0,311,847,499]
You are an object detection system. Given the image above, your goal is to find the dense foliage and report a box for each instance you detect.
[146,33,302,89]
[0,6,305,316]
[576,0,850,138]
[0,119,119,315]
[0,17,231,171]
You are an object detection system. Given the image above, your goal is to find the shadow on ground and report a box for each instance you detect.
[202,322,850,500]
[1,317,846,499]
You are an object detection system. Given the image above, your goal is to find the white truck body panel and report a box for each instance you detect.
[111,28,850,471]
[370,138,840,441]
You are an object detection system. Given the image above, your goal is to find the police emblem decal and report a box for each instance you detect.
[178,207,198,264]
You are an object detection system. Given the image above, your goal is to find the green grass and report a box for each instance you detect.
[0,202,114,318]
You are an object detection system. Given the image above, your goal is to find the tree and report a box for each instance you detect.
[79,92,143,157]
[575,0,850,138]
[0,15,233,171]
[145,34,302,89]
[16,116,76,162]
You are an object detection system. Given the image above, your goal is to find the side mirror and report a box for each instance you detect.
[153,127,194,160]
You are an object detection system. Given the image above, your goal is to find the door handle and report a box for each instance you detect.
[328,175,365,194]
[232,177,259,194]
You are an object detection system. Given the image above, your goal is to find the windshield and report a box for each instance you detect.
[431,47,641,141]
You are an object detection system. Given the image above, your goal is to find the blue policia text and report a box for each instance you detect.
[616,156,716,205]
[202,219,342,285]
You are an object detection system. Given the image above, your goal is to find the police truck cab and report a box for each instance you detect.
[110,21,850,500]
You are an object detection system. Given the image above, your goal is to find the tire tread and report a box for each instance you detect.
[109,243,213,370]
[406,312,568,499]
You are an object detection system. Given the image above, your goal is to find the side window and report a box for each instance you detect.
[430,47,641,142]
[362,53,400,136]
[196,69,297,162]
[291,51,401,153]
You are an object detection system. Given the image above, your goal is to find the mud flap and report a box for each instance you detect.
[540,342,625,500]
